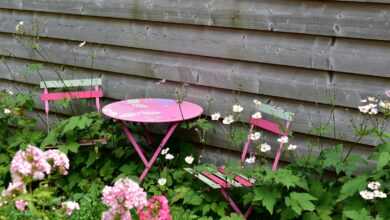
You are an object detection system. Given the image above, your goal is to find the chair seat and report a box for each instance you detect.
[184,168,254,189]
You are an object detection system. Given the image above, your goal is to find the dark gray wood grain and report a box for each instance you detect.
[0,10,389,77]
[0,57,388,146]
[0,0,389,40]
[0,35,389,111]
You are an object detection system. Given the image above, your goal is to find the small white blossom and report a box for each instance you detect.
[251,112,262,119]
[373,190,387,199]
[6,90,14,95]
[249,132,261,141]
[277,136,289,144]
[165,153,174,160]
[232,104,244,113]
[158,178,167,186]
[211,112,221,121]
[15,21,24,32]
[222,115,234,125]
[185,155,194,165]
[358,104,370,114]
[260,143,271,153]
[360,99,367,103]
[287,144,297,151]
[359,190,375,200]
[367,181,381,190]
[3,108,11,114]
[379,101,390,110]
[253,99,262,106]
[78,41,86,48]
[161,148,169,155]
[367,96,377,102]
[245,156,256,164]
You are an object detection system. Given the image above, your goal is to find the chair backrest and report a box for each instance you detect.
[240,103,294,171]
[40,78,103,118]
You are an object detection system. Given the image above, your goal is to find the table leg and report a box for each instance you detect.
[120,121,149,166]
[139,122,179,182]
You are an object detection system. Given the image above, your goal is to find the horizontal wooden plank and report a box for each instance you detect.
[40,78,102,88]
[1,10,390,77]
[0,0,389,40]
[0,35,389,112]
[0,63,388,146]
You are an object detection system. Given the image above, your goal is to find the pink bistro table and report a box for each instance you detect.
[102,98,203,182]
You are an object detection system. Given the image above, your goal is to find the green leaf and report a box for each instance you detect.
[338,175,367,201]
[285,192,317,215]
[253,186,281,214]
[377,152,390,170]
[343,209,373,220]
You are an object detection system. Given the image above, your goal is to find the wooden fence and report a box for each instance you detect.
[0,0,389,163]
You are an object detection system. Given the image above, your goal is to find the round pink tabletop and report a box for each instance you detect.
[102,98,203,123]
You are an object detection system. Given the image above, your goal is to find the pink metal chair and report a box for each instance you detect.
[186,103,294,219]
[40,78,103,134]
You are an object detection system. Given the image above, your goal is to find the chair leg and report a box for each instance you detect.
[220,188,245,217]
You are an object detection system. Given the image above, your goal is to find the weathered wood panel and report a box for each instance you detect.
[0,57,387,146]
[0,34,388,109]
[1,10,390,77]
[0,0,389,40]
[0,78,375,153]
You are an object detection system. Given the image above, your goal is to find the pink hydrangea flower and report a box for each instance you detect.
[10,145,51,181]
[61,201,80,216]
[1,181,26,197]
[15,200,28,211]
[102,178,147,220]
[137,195,172,220]
[45,149,70,175]
[386,90,390,98]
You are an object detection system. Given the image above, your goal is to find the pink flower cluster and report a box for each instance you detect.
[10,145,51,181]
[61,201,80,216]
[9,145,69,183]
[102,178,147,220]
[137,195,172,220]
[1,145,70,212]
[15,200,28,211]
[45,149,70,175]
[386,90,390,98]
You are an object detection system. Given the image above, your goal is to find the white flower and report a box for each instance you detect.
[232,104,244,113]
[277,136,289,144]
[367,96,377,102]
[249,132,261,141]
[379,101,390,110]
[359,190,375,200]
[358,104,371,114]
[222,115,234,125]
[165,153,174,160]
[251,112,262,119]
[369,105,378,115]
[245,156,256,164]
[253,99,262,106]
[260,143,271,153]
[3,108,11,114]
[78,41,86,48]
[158,178,167,186]
[6,90,14,95]
[185,155,194,165]
[287,144,297,151]
[360,99,367,103]
[373,190,387,199]
[15,21,24,32]
[211,112,221,121]
[367,181,381,190]
[161,148,169,155]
